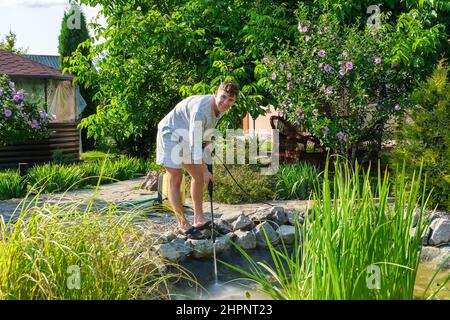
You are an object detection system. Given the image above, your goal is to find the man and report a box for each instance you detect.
[156,81,239,239]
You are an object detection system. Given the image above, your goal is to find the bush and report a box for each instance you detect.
[0,74,53,146]
[389,60,450,210]
[274,163,322,200]
[184,164,275,205]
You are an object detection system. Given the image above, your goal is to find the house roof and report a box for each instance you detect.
[25,54,60,70]
[0,49,74,80]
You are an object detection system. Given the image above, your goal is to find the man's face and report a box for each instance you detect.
[214,89,236,113]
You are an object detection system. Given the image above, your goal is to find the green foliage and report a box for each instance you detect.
[0,196,177,299]
[0,75,52,146]
[389,60,450,209]
[274,163,322,200]
[0,30,28,54]
[52,149,77,164]
[223,159,436,299]
[188,164,275,204]
[58,3,91,71]
[262,4,447,162]
[0,170,25,200]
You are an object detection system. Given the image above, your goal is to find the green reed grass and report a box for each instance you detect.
[222,158,443,300]
[0,161,188,300]
[274,163,322,200]
[0,170,25,200]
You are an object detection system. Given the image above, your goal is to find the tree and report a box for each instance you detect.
[0,30,28,54]
[58,2,96,150]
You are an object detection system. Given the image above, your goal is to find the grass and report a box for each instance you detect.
[274,163,322,200]
[221,158,448,299]
[0,170,25,200]
[0,156,161,199]
[0,164,189,300]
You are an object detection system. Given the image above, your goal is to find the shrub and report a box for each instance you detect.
[184,164,275,204]
[0,74,53,146]
[388,60,450,210]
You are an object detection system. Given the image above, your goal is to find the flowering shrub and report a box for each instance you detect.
[260,11,417,161]
[0,74,54,146]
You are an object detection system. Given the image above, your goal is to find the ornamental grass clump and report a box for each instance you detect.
[223,158,440,300]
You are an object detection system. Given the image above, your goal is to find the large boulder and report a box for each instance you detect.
[214,233,235,254]
[428,218,450,245]
[233,230,257,250]
[221,211,244,223]
[253,221,279,247]
[270,206,288,225]
[276,225,296,245]
[232,214,255,231]
[249,207,275,223]
[215,219,233,235]
[286,208,305,226]
[186,239,214,259]
[155,238,192,262]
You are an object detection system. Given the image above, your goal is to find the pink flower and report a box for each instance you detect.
[318,63,323,68]
[294,120,300,126]
[0,89,3,96]
[299,115,305,120]
[295,78,301,84]
[278,111,284,118]
[323,64,332,73]
[51,114,57,120]
[318,50,326,57]
[394,103,401,111]
[371,31,377,36]
[39,110,47,119]
[342,50,348,57]
[279,64,284,71]
[304,35,312,41]
[374,57,382,64]
[287,82,293,90]
[345,61,353,70]
[286,62,292,68]
[4,108,12,117]
[271,73,277,80]
[263,57,269,65]
[30,119,40,129]
[325,87,334,94]
[17,103,24,110]
[286,72,292,80]
[297,23,308,33]
[8,82,15,89]
[295,108,302,116]
[322,127,329,135]
[339,69,346,77]
[337,131,346,140]
[312,108,318,115]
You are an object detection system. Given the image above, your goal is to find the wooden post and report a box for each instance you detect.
[18,163,30,176]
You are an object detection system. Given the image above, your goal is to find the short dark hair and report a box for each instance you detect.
[218,81,239,97]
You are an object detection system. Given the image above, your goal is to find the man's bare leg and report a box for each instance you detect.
[165,167,191,232]
[182,163,208,228]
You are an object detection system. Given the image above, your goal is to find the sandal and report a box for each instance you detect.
[176,226,205,240]
[193,220,219,231]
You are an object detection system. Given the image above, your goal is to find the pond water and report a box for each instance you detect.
[168,246,449,300]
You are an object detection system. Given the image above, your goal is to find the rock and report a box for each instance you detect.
[155,239,192,262]
[253,221,279,247]
[298,207,313,219]
[186,239,214,259]
[420,245,450,270]
[428,218,450,245]
[214,233,235,254]
[276,225,296,245]
[233,230,257,250]
[249,207,275,223]
[161,231,177,242]
[215,219,233,234]
[221,211,244,223]
[286,209,305,226]
[232,214,255,231]
[270,206,288,225]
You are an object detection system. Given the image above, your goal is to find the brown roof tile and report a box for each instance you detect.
[0,49,74,80]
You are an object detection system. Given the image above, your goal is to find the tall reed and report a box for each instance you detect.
[223,159,439,299]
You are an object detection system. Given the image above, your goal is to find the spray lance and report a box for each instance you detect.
[206,163,219,283]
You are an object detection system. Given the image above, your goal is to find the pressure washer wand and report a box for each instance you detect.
[207,163,218,283]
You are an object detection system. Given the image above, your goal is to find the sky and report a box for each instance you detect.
[0,0,104,55]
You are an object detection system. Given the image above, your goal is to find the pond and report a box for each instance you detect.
[168,246,450,300]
